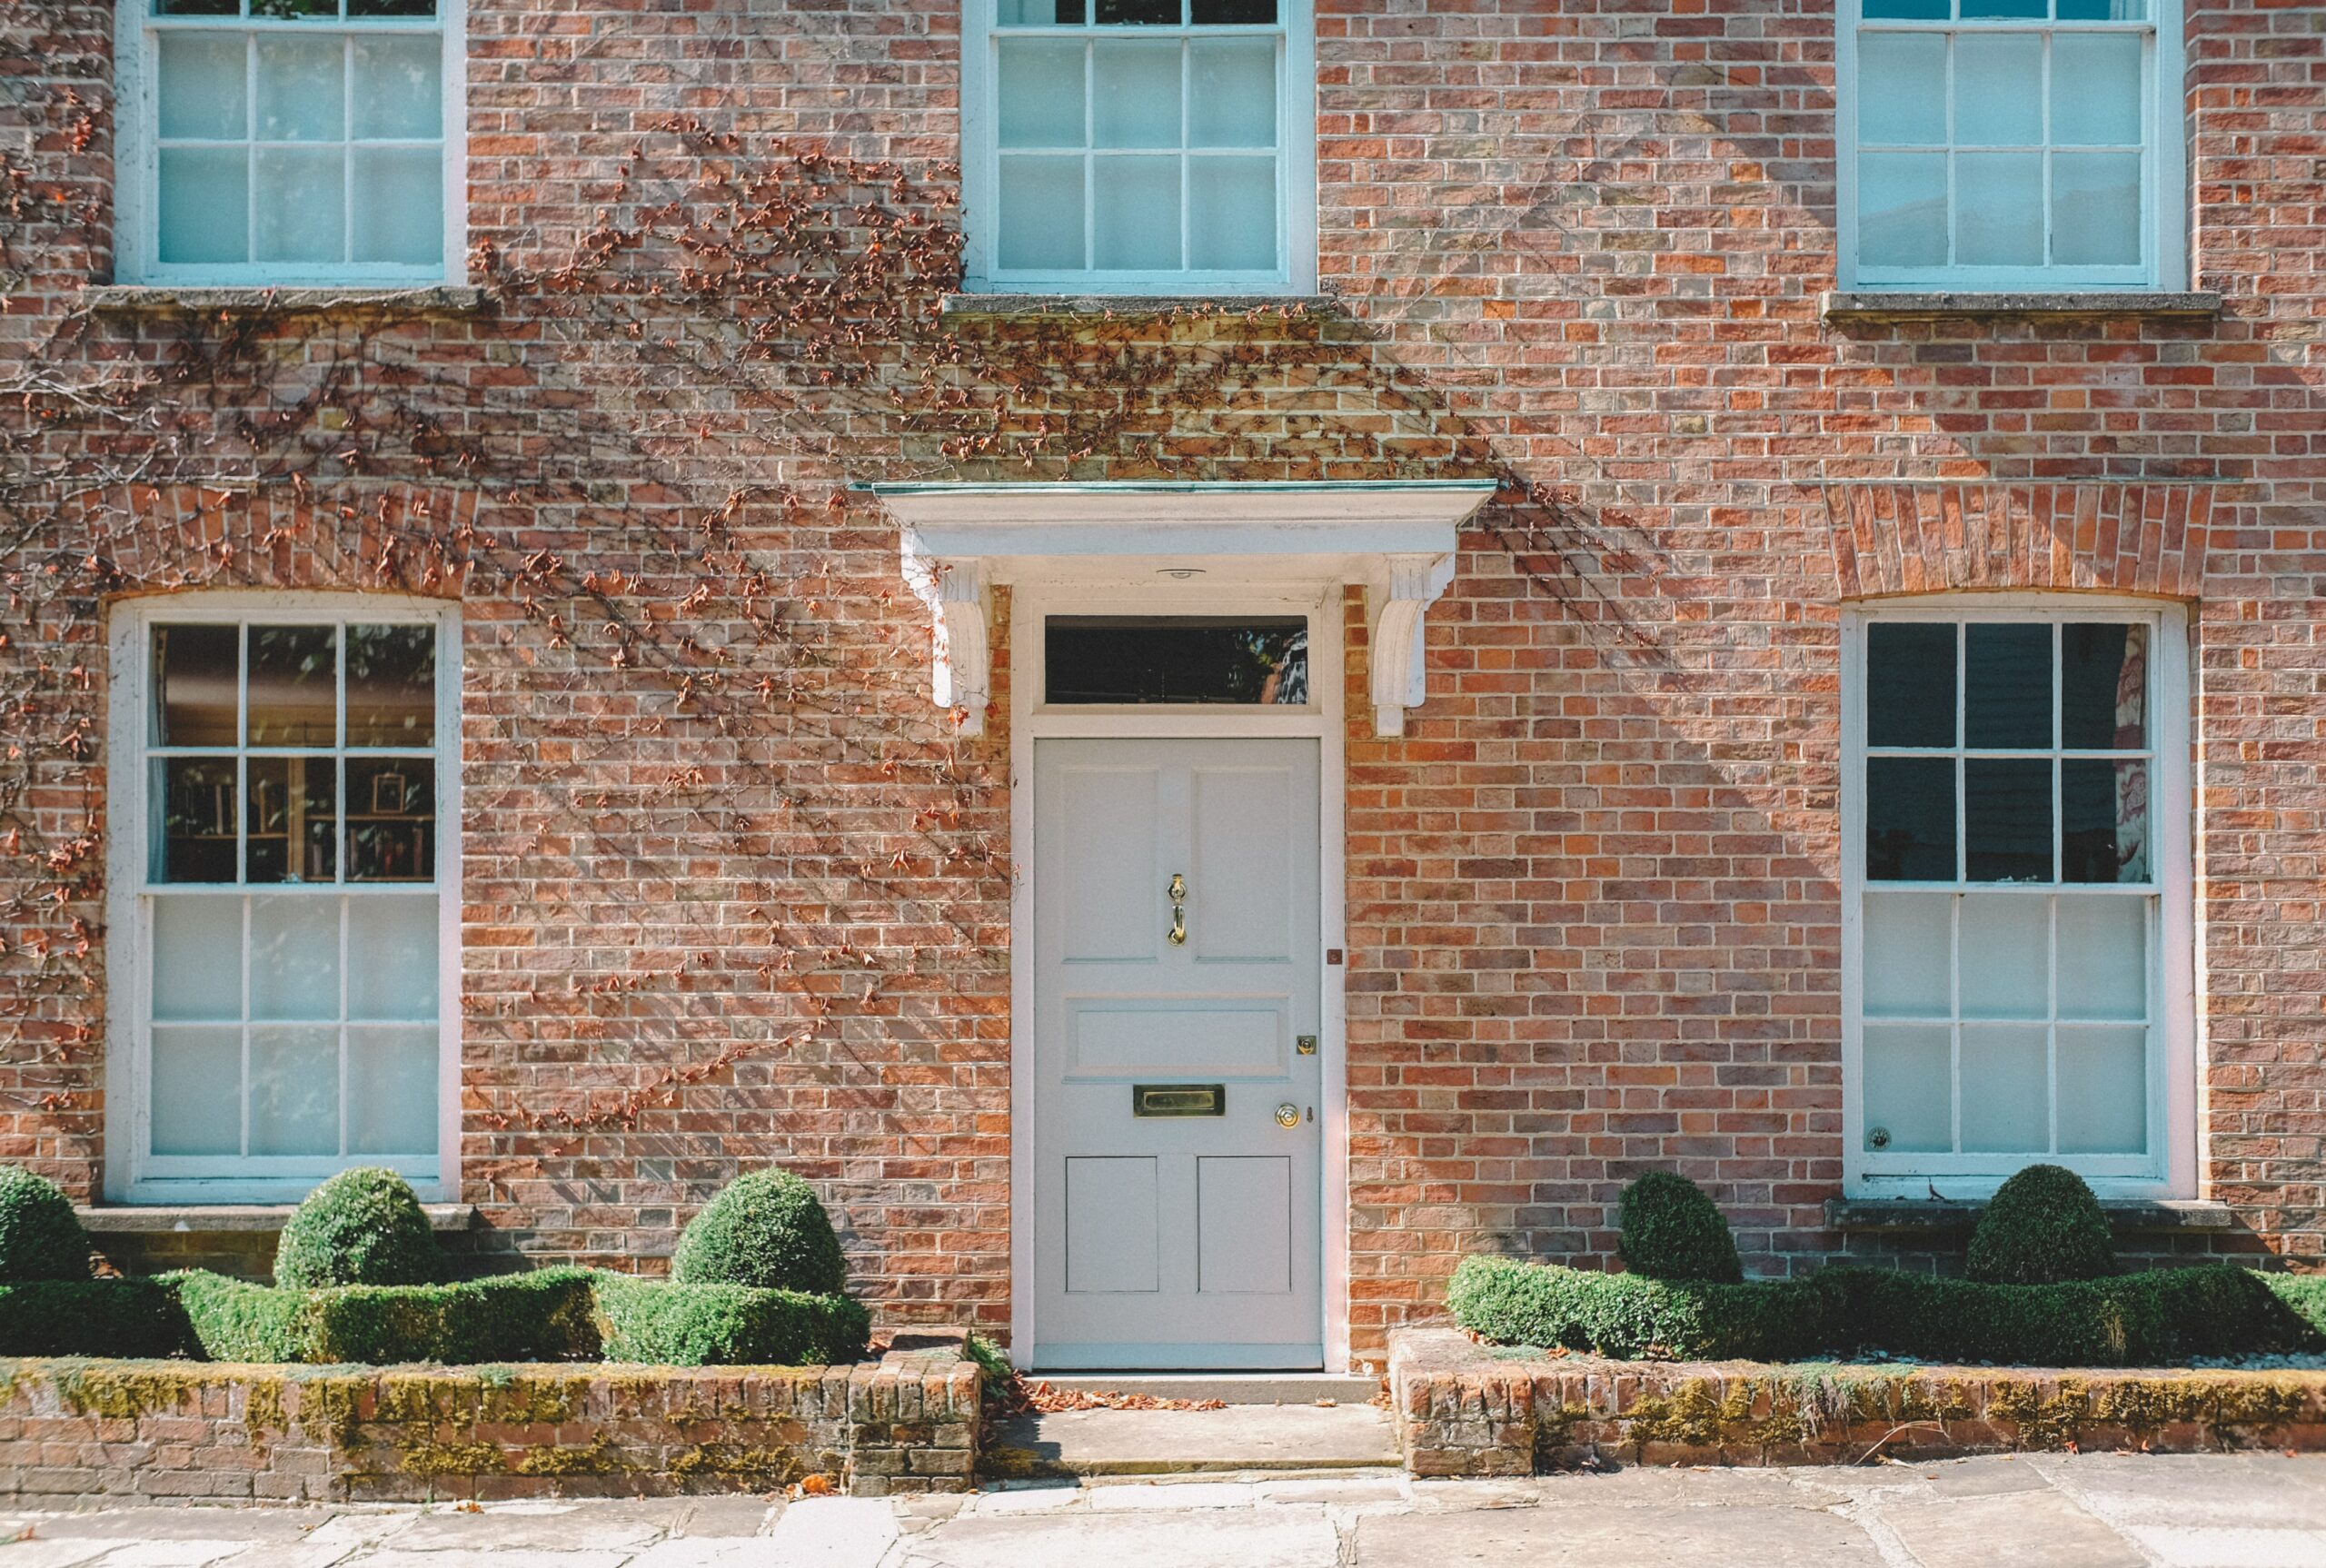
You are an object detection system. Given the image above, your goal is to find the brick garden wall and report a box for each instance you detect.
[0,0,2320,1363]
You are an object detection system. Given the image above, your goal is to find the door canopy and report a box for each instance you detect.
[868,480,1499,738]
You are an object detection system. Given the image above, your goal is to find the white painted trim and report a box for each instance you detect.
[1008,586,1348,1370]
[104,590,461,1205]
[1834,0,2187,293]
[1840,595,2195,1199]
[959,0,1317,295]
[114,0,465,285]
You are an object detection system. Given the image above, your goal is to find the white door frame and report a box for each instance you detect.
[1009,585,1349,1371]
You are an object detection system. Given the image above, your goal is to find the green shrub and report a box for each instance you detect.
[0,1278,190,1357]
[1449,1256,2325,1367]
[670,1168,847,1296]
[0,1166,94,1283]
[273,1168,444,1290]
[2261,1271,2326,1337]
[1965,1164,2115,1285]
[1447,1255,1841,1362]
[591,1270,870,1365]
[1617,1172,1744,1285]
[174,1267,598,1365]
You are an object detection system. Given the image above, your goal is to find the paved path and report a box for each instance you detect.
[9,1454,2326,1568]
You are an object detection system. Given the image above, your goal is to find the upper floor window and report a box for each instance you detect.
[1838,0,2182,290]
[119,0,460,284]
[1844,601,2193,1196]
[107,597,457,1201]
[960,0,1315,295]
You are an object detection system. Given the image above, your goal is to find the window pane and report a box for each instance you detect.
[1000,0,1088,19]
[1093,40,1182,147]
[2052,34,2143,144]
[250,1026,339,1156]
[347,897,438,1019]
[2061,623,2145,749]
[1189,38,1275,146]
[1862,0,1947,15]
[246,754,336,883]
[1959,0,2043,16]
[1192,0,1275,18]
[2053,153,2142,266]
[348,757,433,880]
[1863,891,1952,1017]
[1188,156,1275,269]
[1960,1024,2049,1151]
[1964,758,2053,882]
[251,0,338,15]
[351,35,442,139]
[2057,895,2146,1019]
[2056,0,2143,17]
[1958,891,2049,1017]
[999,39,1086,147]
[346,624,437,746]
[347,0,437,15]
[159,147,251,264]
[1859,34,1946,146]
[1047,617,1307,704]
[999,155,1086,270]
[1955,152,2044,266]
[1865,622,1955,747]
[254,147,346,263]
[157,756,240,883]
[152,1026,242,1156]
[256,35,344,140]
[1954,34,2043,147]
[1864,1025,1952,1152]
[352,147,442,264]
[246,624,336,745]
[1964,621,2052,748]
[1094,154,1181,269]
[250,895,339,1019]
[159,34,248,140]
[349,1027,437,1154]
[152,898,242,1021]
[2058,1026,2147,1152]
[1858,152,1949,269]
[154,624,240,747]
[155,0,240,14]
[1096,0,1178,20]
[2063,758,2148,882]
[1866,757,1956,880]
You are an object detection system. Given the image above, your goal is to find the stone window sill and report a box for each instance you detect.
[939,292,1333,319]
[1825,1196,2232,1235]
[82,284,488,314]
[77,1203,476,1234]
[1822,290,2223,322]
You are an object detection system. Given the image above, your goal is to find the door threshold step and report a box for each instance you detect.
[985,1402,1399,1479]
[1024,1373,1380,1405]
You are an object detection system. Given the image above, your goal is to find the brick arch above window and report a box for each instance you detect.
[1823,482,2222,602]
[84,484,480,598]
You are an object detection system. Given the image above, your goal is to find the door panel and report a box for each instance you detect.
[1033,736,1323,1369]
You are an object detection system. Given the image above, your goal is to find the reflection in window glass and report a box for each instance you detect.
[1047,618,1308,705]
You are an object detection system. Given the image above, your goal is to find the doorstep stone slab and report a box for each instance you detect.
[1353,1502,1888,1568]
[1873,1489,2144,1568]
[901,1509,1341,1568]
[988,1405,1399,1477]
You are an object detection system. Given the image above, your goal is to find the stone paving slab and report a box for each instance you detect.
[1354,1502,1887,1567]
[900,1510,1342,1568]
[1872,1489,2144,1568]
[989,1404,1397,1475]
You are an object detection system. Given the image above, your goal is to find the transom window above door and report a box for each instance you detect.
[1845,605,2192,1194]
[961,0,1316,294]
[1839,0,2182,290]
[121,0,459,283]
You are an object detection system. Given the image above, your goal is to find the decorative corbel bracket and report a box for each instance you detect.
[900,532,989,737]
[1367,551,1456,739]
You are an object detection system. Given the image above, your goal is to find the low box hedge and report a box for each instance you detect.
[0,1278,193,1358]
[591,1269,870,1366]
[1449,1255,2326,1367]
[172,1266,601,1365]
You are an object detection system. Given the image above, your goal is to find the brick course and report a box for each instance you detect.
[0,0,2319,1365]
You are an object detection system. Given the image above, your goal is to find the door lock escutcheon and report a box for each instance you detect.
[1168,872,1188,946]
[1297,1035,1317,1057]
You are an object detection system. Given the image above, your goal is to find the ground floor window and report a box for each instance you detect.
[1845,600,2190,1193]
[110,596,454,1198]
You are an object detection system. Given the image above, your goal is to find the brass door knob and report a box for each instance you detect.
[1274,1103,1299,1128]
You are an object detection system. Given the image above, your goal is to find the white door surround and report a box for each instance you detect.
[870,480,1496,1373]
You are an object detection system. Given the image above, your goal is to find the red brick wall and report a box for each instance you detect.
[0,0,2320,1362]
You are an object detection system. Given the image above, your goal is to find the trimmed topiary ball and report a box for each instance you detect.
[1617,1171,1744,1285]
[1966,1163,2115,1285]
[671,1167,848,1295]
[0,1166,94,1283]
[273,1167,444,1290]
